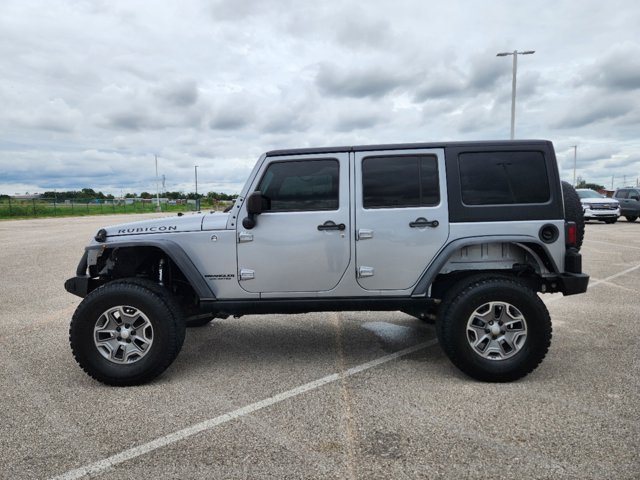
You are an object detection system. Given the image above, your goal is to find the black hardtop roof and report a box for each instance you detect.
[265,140,552,157]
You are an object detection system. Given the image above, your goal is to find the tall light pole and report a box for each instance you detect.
[570,145,577,186]
[497,50,535,140]
[194,165,199,211]
[155,155,161,212]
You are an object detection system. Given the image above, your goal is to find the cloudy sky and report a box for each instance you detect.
[1,0,639,196]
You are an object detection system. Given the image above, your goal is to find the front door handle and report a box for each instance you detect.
[409,217,439,228]
[318,221,346,231]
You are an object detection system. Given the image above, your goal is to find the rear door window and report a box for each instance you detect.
[362,155,439,209]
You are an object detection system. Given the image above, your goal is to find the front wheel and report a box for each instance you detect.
[626,215,638,222]
[436,277,552,382]
[69,282,185,386]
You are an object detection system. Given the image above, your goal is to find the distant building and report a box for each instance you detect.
[11,193,41,200]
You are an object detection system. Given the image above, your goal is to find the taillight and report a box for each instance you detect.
[565,222,577,247]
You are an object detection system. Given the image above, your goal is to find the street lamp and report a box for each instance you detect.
[194,165,199,211]
[496,50,535,140]
[155,155,161,212]
[570,145,577,186]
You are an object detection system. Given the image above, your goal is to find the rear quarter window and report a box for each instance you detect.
[459,151,550,205]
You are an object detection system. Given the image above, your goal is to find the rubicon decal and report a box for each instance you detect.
[117,226,178,234]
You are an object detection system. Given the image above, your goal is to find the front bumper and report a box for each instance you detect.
[64,276,92,298]
[583,207,620,220]
[64,251,99,298]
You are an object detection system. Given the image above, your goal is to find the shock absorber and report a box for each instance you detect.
[158,258,165,286]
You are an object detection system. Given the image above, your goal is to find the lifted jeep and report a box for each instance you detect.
[65,140,588,385]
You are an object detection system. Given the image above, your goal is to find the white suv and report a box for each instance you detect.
[576,189,620,224]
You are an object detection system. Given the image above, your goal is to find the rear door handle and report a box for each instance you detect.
[409,217,439,228]
[318,221,346,231]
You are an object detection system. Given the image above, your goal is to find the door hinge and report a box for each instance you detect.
[357,266,375,278]
[238,232,254,243]
[239,269,255,280]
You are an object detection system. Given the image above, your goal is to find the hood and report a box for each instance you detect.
[580,197,619,205]
[103,212,229,238]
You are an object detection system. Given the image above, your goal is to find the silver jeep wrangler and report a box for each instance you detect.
[65,140,589,385]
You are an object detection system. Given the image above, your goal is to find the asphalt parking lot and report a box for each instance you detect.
[1,214,638,479]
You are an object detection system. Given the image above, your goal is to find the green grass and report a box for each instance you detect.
[0,199,230,220]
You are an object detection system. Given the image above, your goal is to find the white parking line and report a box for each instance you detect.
[589,262,640,288]
[543,261,640,304]
[49,339,438,480]
[586,239,640,251]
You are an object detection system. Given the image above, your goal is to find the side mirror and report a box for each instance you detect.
[246,191,263,215]
[243,191,264,229]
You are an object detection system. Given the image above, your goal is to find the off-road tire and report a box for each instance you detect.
[116,278,212,328]
[69,282,184,386]
[108,278,186,357]
[436,277,552,382]
[561,181,585,250]
[625,215,638,222]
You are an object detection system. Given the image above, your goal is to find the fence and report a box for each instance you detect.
[0,198,231,219]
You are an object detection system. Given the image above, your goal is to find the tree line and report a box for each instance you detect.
[33,188,238,201]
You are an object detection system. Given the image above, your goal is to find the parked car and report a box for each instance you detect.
[612,187,640,222]
[576,189,620,224]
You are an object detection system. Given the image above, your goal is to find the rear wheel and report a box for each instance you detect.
[604,218,617,224]
[69,282,185,386]
[436,277,552,382]
[626,216,638,222]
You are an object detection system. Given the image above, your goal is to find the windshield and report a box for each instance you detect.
[577,190,604,199]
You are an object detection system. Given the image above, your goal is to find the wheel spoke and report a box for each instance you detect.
[108,309,124,327]
[94,305,154,365]
[466,301,528,361]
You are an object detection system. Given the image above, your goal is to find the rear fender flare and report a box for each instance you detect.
[411,236,559,297]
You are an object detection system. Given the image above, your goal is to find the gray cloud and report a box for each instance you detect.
[209,112,249,131]
[15,98,82,133]
[554,95,633,129]
[105,111,153,131]
[315,63,411,99]
[158,80,199,107]
[208,95,256,131]
[469,54,511,91]
[414,67,466,102]
[333,17,394,50]
[587,43,640,91]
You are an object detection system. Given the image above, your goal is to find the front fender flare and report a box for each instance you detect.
[81,238,215,301]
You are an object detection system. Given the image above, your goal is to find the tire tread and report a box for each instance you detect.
[437,277,552,382]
